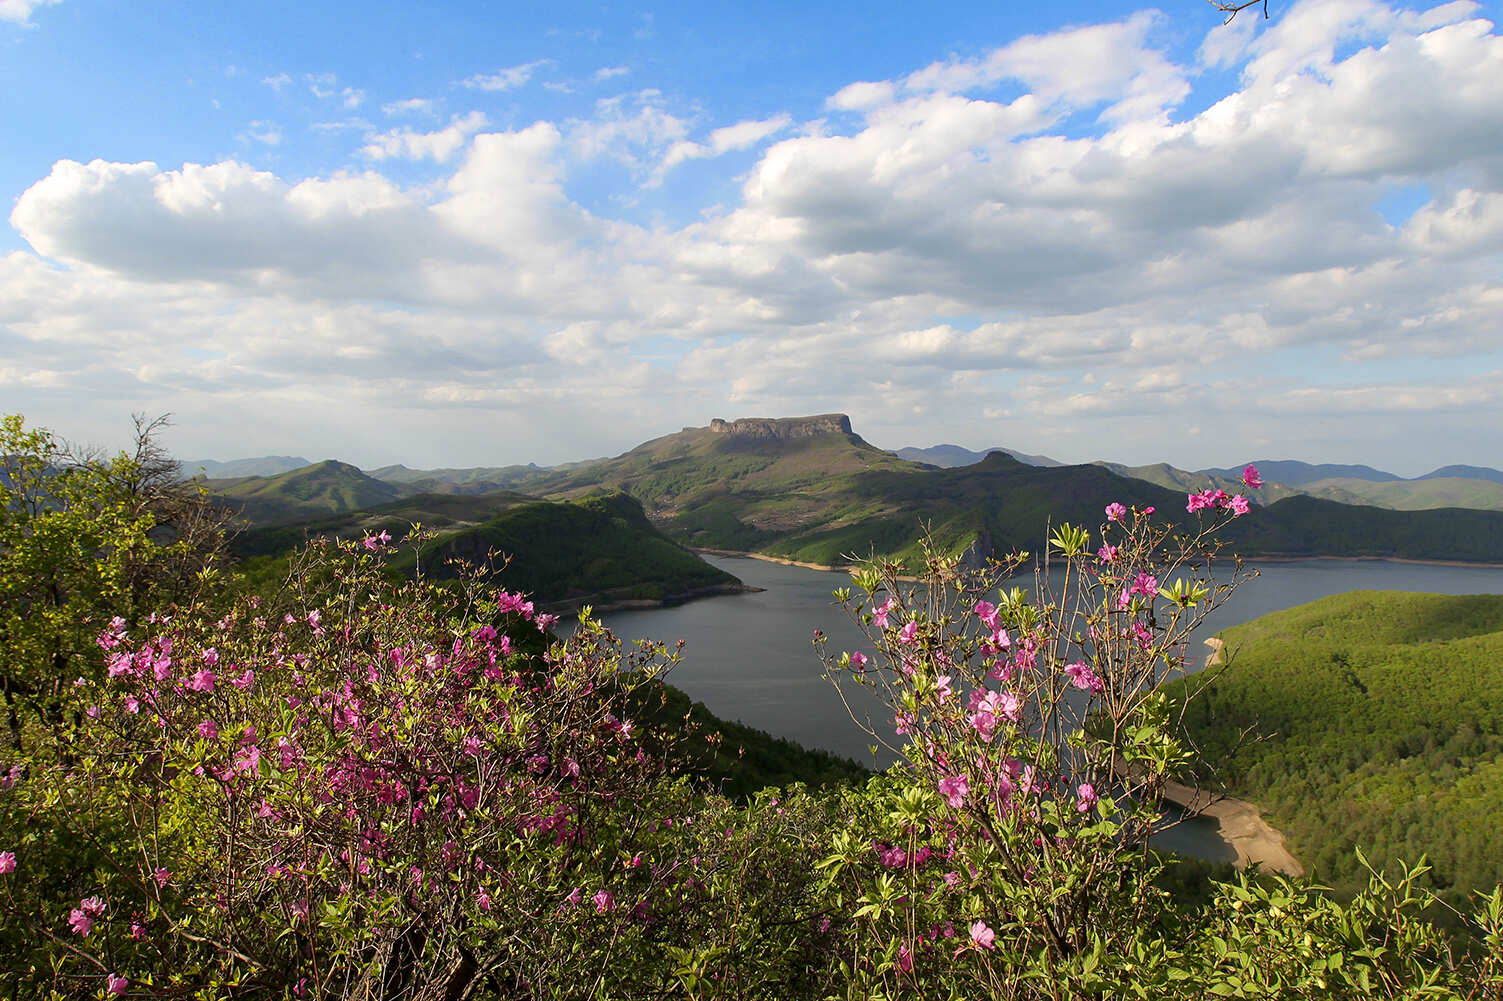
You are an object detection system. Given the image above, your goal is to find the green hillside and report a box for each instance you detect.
[208,459,405,524]
[1096,461,1303,505]
[1164,591,1503,903]
[1105,460,1503,511]
[1298,475,1503,511]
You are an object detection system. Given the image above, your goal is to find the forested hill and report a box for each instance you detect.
[1164,591,1503,903]
[231,490,743,612]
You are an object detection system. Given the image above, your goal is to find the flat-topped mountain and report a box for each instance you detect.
[708,414,853,439]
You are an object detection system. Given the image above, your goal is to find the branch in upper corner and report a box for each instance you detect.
[1209,0,1270,25]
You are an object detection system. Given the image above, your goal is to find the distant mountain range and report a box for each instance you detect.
[892,448,1503,513]
[182,455,312,479]
[894,444,1065,468]
[193,448,1503,514]
[197,420,1503,569]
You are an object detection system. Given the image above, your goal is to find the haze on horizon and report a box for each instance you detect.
[3,0,1501,479]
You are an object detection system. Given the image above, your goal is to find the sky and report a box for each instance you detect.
[2,0,1501,477]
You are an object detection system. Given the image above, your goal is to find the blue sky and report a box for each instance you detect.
[3,0,1502,475]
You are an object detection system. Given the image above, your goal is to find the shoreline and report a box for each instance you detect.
[692,547,850,572]
[1246,553,1503,570]
[1159,778,1304,877]
[544,581,763,619]
[698,547,1503,574]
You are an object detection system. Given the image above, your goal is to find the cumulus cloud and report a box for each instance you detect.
[6,0,1503,471]
[464,60,549,91]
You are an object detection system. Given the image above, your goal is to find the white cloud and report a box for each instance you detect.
[463,60,548,91]
[239,121,283,146]
[261,72,291,92]
[594,65,630,81]
[360,111,488,163]
[567,91,690,168]
[655,114,792,182]
[382,97,436,117]
[0,0,59,25]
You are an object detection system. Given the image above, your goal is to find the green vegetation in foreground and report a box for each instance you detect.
[1165,590,1503,905]
[232,490,740,610]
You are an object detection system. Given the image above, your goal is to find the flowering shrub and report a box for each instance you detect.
[814,476,1270,995]
[5,536,841,998]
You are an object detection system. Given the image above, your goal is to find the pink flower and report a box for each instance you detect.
[970,920,996,950]
[201,647,218,668]
[897,942,913,973]
[68,908,94,937]
[1131,572,1159,598]
[938,773,969,809]
[81,896,106,916]
[476,890,493,912]
[1076,782,1099,813]
[106,974,128,996]
[973,600,999,631]
[0,851,15,874]
[362,530,392,551]
[847,651,868,672]
[1228,494,1251,517]
[898,620,919,645]
[197,720,218,741]
[1104,502,1127,523]
[873,596,895,629]
[189,669,216,692]
[1096,543,1118,563]
[933,675,953,704]
[1242,464,1263,489]
[1063,662,1104,694]
[593,889,614,913]
[152,868,171,888]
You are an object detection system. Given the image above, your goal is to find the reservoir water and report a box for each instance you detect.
[583,555,1503,862]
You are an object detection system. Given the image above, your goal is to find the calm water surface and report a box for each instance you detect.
[584,555,1503,861]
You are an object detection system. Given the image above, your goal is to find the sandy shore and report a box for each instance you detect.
[1160,778,1304,877]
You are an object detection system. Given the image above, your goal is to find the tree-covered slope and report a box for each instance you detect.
[230,489,742,610]
[1164,591,1503,902]
[410,492,742,607]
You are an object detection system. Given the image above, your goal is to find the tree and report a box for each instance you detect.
[0,414,232,751]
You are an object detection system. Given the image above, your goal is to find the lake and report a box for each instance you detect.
[581,554,1503,862]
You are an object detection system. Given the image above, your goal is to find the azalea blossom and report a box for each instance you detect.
[1104,502,1127,523]
[970,920,996,950]
[0,850,15,874]
[1242,465,1263,489]
[938,773,969,808]
[106,974,128,996]
[1077,782,1099,813]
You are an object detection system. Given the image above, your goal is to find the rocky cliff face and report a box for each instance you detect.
[707,414,853,439]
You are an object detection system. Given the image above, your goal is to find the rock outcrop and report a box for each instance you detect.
[707,414,853,439]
